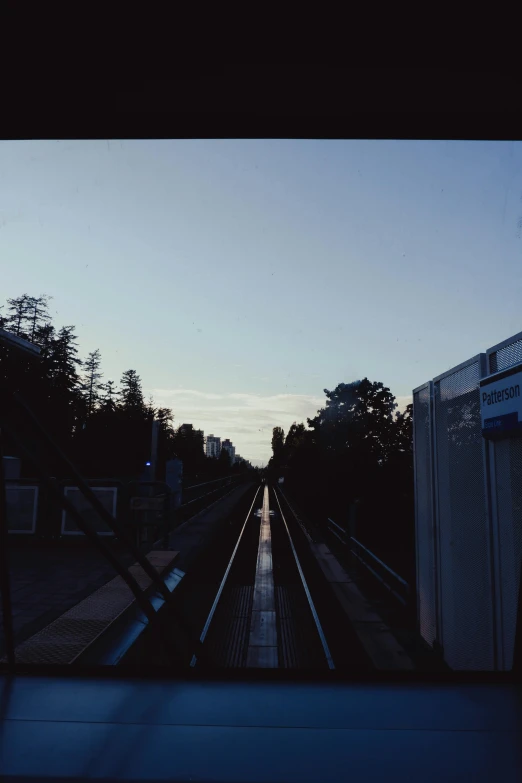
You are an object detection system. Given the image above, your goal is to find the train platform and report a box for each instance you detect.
[1,482,255,665]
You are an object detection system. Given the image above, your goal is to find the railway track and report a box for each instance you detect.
[179,482,371,671]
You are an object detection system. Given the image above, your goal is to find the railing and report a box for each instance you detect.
[326,518,410,607]
[5,472,245,543]
[180,474,240,508]
[349,537,410,607]
[184,474,237,491]
[5,478,127,539]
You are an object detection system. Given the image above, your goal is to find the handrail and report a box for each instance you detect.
[184,475,237,491]
[350,548,408,607]
[325,516,410,606]
[327,517,346,535]
[350,536,410,590]
[181,478,237,507]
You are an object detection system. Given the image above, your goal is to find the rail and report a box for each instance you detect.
[181,476,239,508]
[275,487,335,669]
[326,518,410,607]
[184,475,237,491]
[190,485,262,666]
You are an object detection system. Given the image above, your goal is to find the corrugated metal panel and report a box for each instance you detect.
[487,332,522,374]
[493,438,522,670]
[413,384,437,647]
[433,358,494,669]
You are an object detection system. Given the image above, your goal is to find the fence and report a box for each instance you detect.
[5,484,38,534]
[413,331,522,670]
[6,472,243,543]
[5,479,126,539]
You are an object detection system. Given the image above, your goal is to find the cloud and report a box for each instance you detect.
[145,387,324,462]
[145,387,413,463]
[149,388,224,401]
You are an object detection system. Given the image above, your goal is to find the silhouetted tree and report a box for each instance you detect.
[393,403,413,453]
[308,378,397,464]
[26,295,52,342]
[270,426,285,474]
[119,369,145,414]
[171,424,206,474]
[82,349,103,417]
[266,379,415,577]
[218,445,231,472]
[6,294,32,338]
[99,380,118,413]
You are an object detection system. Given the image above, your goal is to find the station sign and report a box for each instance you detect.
[480,365,522,439]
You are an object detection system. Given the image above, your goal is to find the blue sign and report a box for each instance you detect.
[480,368,522,439]
[483,412,521,433]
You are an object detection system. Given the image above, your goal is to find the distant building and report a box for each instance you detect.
[222,438,236,464]
[206,434,221,459]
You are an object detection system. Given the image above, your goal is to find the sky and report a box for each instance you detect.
[2,139,522,465]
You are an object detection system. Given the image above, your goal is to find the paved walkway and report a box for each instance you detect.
[1,545,134,657]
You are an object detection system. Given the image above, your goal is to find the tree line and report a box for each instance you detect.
[0,294,253,481]
[267,379,414,580]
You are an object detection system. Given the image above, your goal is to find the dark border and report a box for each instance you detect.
[3,69,522,141]
[1,663,520,685]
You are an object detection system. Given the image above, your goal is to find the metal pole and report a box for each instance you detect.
[0,431,15,668]
[150,420,159,482]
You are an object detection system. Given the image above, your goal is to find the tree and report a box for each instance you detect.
[119,369,145,414]
[155,407,176,476]
[271,426,285,472]
[218,445,231,472]
[26,295,52,342]
[171,423,205,474]
[34,322,55,350]
[284,422,306,460]
[1,292,180,481]
[0,305,8,329]
[6,294,32,337]
[271,426,285,457]
[156,407,175,440]
[308,378,397,463]
[49,326,82,389]
[82,349,103,417]
[46,325,83,443]
[99,380,118,413]
[392,403,413,453]
[146,395,156,420]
